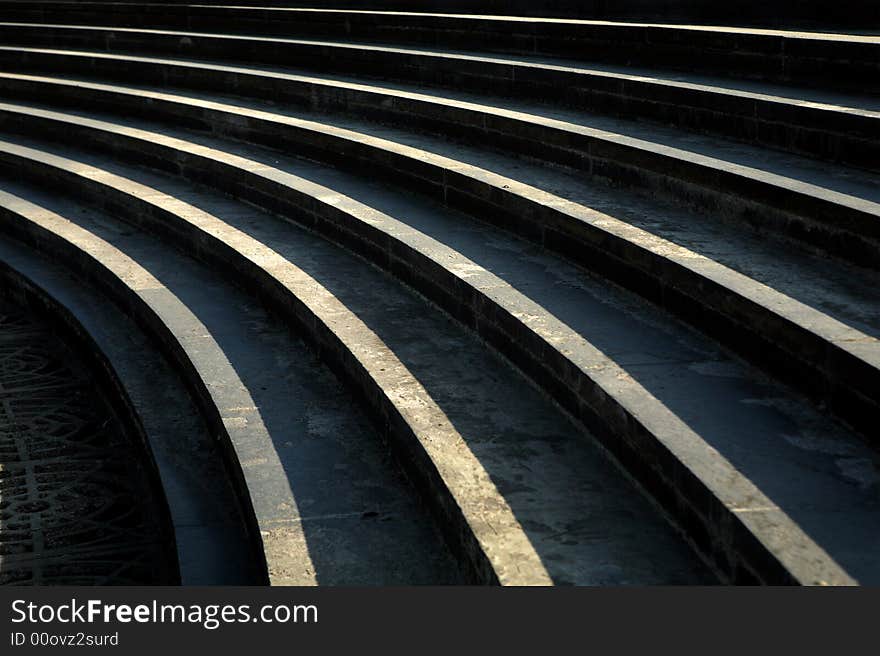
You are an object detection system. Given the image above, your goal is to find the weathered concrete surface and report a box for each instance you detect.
[0,91,872,580]
[0,92,875,444]
[0,239,261,584]
[0,185,465,586]
[0,2,875,587]
[0,140,715,585]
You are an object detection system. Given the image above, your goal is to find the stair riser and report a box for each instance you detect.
[2,45,874,174]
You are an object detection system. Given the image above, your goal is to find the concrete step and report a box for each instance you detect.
[0,51,875,263]
[1,1,878,30]
[1,45,876,172]
[1,1,876,587]
[0,21,876,96]
[0,138,717,585]
[0,224,262,585]
[0,4,877,55]
[0,83,876,443]
[1,39,877,270]
[0,180,465,585]
[0,107,877,583]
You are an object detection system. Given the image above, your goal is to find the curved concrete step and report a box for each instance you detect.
[2,1,876,588]
[1,43,875,172]
[0,184,464,585]
[2,123,879,584]
[1,45,877,268]
[1,1,877,30]
[0,24,880,166]
[0,10,877,85]
[0,230,262,584]
[0,142,721,585]
[0,91,876,445]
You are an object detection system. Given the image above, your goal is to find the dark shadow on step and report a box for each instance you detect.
[0,157,463,586]
[61,209,461,586]
[136,265,465,585]
[194,135,880,585]
[325,176,880,585]
[151,183,716,585]
[0,137,712,584]
[0,296,177,586]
